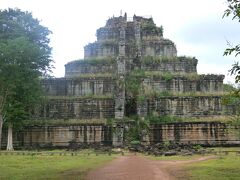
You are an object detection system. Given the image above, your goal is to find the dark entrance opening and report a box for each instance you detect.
[125,98,137,116]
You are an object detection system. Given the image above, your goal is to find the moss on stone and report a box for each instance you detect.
[66,57,115,66]
[23,119,107,125]
[146,115,237,124]
[143,91,226,98]
[70,73,114,79]
[45,94,114,100]
[144,71,200,81]
[142,56,196,65]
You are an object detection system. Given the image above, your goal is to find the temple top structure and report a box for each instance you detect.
[84,13,177,59]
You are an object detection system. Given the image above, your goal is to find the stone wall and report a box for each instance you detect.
[64,58,198,78]
[97,27,120,41]
[143,77,196,93]
[141,39,177,57]
[141,58,197,73]
[198,75,224,92]
[33,98,115,120]
[1,125,112,148]
[138,96,227,117]
[1,122,239,149]
[65,60,115,77]
[142,74,224,93]
[84,42,119,58]
[150,122,240,145]
[42,78,115,96]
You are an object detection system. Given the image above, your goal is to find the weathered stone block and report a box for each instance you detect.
[33,98,115,120]
[138,96,227,117]
[150,122,240,146]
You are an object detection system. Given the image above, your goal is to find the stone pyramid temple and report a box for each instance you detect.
[12,14,238,148]
[41,14,227,120]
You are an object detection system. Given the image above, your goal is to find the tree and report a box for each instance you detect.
[223,1,240,127]
[223,0,240,85]
[0,8,53,150]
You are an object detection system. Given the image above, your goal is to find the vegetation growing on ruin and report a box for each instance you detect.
[222,93,240,106]
[142,55,195,65]
[68,57,115,66]
[161,92,225,97]
[108,115,239,143]
[142,89,225,99]
[106,114,239,145]
[126,70,201,99]
[222,86,240,121]
[124,117,150,143]
[137,93,146,104]
[125,69,145,98]
[134,71,200,81]
[45,94,114,100]
[142,56,178,64]
[106,116,149,143]
[125,69,224,107]
[24,119,107,126]
[29,116,226,137]
[146,115,237,124]
[160,72,174,81]
[71,73,114,79]
[144,71,200,81]
[222,95,240,127]
[146,115,183,124]
[141,18,163,36]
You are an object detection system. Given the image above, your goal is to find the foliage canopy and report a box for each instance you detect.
[0,8,53,149]
[223,0,240,85]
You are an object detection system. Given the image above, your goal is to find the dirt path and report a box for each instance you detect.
[86,154,215,180]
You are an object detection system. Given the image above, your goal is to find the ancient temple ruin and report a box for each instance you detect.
[41,14,227,120]
[5,14,239,148]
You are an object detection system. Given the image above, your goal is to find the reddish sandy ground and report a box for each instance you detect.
[86,154,214,180]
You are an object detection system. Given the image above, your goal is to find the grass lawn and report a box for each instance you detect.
[146,154,203,161]
[185,151,240,180]
[145,147,240,180]
[0,151,116,180]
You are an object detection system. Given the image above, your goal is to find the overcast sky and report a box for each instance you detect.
[1,0,240,83]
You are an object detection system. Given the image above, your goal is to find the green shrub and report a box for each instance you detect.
[161,72,174,81]
[124,117,150,142]
[158,91,172,97]
[223,83,237,92]
[193,144,203,150]
[147,115,183,124]
[187,73,200,81]
[126,70,145,96]
[130,140,141,146]
[137,94,146,104]
[142,56,178,65]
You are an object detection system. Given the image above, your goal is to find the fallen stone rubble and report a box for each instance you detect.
[128,142,213,156]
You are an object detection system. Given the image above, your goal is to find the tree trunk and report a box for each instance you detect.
[0,114,3,150]
[6,122,14,151]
